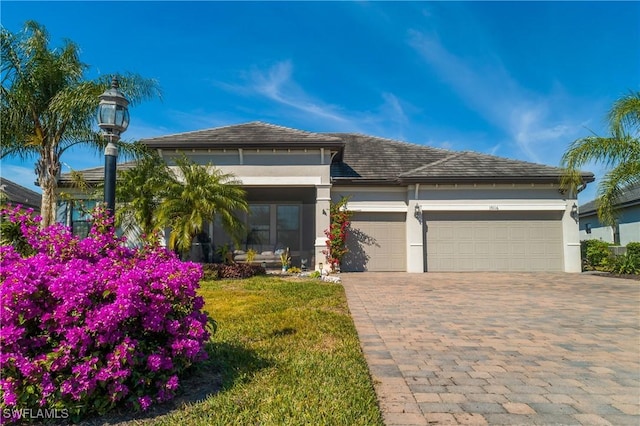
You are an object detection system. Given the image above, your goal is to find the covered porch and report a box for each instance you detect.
[188,185,330,270]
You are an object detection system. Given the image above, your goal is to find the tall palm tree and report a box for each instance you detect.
[1,21,160,226]
[562,91,640,226]
[116,153,173,240]
[155,156,249,257]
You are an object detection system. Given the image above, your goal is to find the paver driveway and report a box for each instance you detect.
[342,272,639,425]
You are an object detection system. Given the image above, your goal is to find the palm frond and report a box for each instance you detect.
[595,160,640,226]
[609,91,640,138]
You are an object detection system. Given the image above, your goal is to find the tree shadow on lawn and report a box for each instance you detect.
[77,341,272,425]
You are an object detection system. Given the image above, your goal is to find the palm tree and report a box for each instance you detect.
[1,21,160,226]
[116,153,173,240]
[155,156,249,257]
[562,91,640,226]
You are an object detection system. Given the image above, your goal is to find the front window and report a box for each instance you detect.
[71,200,97,238]
[247,204,270,248]
[277,205,300,251]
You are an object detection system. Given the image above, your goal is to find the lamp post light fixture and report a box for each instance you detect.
[97,76,129,217]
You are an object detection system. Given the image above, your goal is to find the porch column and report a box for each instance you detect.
[562,198,582,273]
[314,184,331,272]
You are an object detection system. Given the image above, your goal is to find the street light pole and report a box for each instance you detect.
[97,76,129,218]
[104,137,118,215]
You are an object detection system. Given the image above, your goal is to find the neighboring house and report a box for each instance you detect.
[578,183,640,246]
[58,122,594,273]
[0,177,42,213]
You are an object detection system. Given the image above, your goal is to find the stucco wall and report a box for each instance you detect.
[580,204,640,246]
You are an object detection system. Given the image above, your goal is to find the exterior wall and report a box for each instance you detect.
[579,212,614,243]
[580,204,640,246]
[176,149,332,167]
[315,185,331,272]
[619,204,640,245]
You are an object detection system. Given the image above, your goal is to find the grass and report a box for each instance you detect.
[89,276,383,425]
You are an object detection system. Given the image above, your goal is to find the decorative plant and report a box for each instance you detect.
[246,248,257,263]
[216,244,234,264]
[323,196,353,272]
[610,253,640,275]
[280,247,291,270]
[0,205,212,422]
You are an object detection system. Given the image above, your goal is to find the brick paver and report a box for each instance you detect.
[342,272,640,425]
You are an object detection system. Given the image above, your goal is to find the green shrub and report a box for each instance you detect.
[610,253,640,275]
[581,240,612,270]
[626,242,640,258]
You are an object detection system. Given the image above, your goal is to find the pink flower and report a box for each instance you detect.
[0,205,211,417]
[138,395,152,411]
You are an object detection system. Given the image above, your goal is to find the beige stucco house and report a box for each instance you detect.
[58,122,594,273]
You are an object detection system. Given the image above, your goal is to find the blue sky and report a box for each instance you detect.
[1,1,639,204]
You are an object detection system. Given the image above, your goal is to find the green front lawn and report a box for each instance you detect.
[105,276,383,425]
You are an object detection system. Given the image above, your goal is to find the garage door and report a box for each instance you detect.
[342,212,406,272]
[425,211,563,272]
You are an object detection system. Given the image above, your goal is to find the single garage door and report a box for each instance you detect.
[425,211,564,272]
[342,212,406,272]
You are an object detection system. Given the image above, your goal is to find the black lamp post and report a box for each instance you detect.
[97,76,129,217]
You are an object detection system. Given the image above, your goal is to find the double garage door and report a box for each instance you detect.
[425,211,564,272]
[342,211,564,272]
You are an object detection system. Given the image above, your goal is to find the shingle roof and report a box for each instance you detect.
[579,183,640,215]
[58,162,137,186]
[141,121,344,149]
[327,133,453,182]
[61,122,595,186]
[0,177,42,211]
[328,133,593,185]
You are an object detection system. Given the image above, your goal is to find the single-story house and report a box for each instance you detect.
[0,177,42,213]
[58,121,594,273]
[579,183,640,246]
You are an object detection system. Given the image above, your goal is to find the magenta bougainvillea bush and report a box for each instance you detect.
[0,206,211,422]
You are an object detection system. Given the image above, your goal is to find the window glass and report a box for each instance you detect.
[277,205,300,250]
[72,200,97,238]
[247,204,270,249]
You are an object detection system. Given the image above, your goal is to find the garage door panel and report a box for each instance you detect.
[343,212,406,272]
[426,211,563,272]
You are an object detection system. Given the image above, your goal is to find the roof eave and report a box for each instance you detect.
[142,141,345,150]
[398,176,566,185]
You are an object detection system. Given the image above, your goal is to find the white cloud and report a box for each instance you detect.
[379,92,409,140]
[216,60,421,140]
[408,30,587,165]
[234,60,351,125]
[0,164,40,193]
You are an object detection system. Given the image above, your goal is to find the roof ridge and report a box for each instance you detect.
[256,122,343,140]
[399,151,467,176]
[141,121,255,140]
[142,121,343,142]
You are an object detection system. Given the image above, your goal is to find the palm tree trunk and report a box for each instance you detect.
[38,145,60,227]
